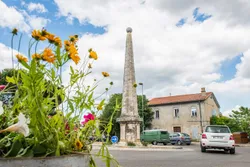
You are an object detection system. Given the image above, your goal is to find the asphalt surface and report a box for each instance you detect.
[93,144,250,167]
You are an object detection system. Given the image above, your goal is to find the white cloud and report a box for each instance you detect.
[0,43,19,70]
[223,105,241,117]
[28,16,50,30]
[46,0,250,112]
[236,51,250,78]
[0,1,30,32]
[27,3,47,13]
[0,1,50,33]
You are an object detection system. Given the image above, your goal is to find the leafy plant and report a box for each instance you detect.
[127,142,136,147]
[141,141,148,147]
[0,28,119,167]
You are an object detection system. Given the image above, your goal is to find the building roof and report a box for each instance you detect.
[148,92,213,106]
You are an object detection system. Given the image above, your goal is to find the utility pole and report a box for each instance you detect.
[199,101,203,133]
[139,82,144,131]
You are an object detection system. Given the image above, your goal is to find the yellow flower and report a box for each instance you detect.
[41,28,49,37]
[70,54,80,65]
[43,48,55,63]
[75,139,83,150]
[54,37,62,47]
[97,104,103,111]
[64,40,71,51]
[88,63,92,69]
[32,53,42,59]
[102,72,109,77]
[16,54,28,62]
[69,35,78,43]
[11,28,18,35]
[32,30,46,41]
[89,51,98,60]
[46,33,56,43]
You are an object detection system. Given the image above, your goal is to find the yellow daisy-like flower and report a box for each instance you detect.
[88,63,92,69]
[102,72,109,77]
[31,30,46,41]
[11,28,18,35]
[97,104,103,111]
[70,54,80,65]
[69,35,78,43]
[75,139,83,150]
[41,29,49,37]
[32,53,42,59]
[46,33,56,43]
[54,37,62,47]
[89,51,98,60]
[16,54,28,62]
[64,40,71,51]
[43,48,55,63]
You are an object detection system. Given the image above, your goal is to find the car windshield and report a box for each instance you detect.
[205,126,230,133]
[182,133,190,137]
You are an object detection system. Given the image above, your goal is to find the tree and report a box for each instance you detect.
[229,106,250,134]
[210,106,250,134]
[210,115,241,133]
[99,93,154,137]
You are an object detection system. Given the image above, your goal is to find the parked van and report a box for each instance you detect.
[140,130,170,145]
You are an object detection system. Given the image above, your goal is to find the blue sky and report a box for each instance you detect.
[1,0,105,56]
[1,0,250,115]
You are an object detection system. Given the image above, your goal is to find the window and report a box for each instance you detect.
[160,131,168,134]
[155,110,159,119]
[174,108,179,117]
[191,107,197,117]
[205,126,230,133]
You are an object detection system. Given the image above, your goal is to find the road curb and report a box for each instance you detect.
[92,146,195,152]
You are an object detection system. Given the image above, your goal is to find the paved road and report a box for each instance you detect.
[93,145,250,167]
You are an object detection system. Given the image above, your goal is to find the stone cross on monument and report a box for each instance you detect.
[117,27,142,145]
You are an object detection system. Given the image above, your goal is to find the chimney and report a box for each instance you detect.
[201,87,206,96]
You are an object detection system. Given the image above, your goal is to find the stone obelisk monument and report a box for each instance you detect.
[117,27,142,145]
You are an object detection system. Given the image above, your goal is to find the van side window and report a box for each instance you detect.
[161,131,167,134]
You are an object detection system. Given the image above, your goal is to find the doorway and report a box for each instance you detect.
[173,126,181,132]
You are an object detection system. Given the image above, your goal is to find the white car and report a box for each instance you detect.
[200,125,235,154]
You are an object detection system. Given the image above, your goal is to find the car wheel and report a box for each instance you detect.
[186,143,190,145]
[171,143,175,145]
[163,142,167,145]
[230,148,235,154]
[177,140,182,145]
[201,145,206,153]
[152,141,157,145]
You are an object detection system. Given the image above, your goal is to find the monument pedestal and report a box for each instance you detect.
[117,116,142,145]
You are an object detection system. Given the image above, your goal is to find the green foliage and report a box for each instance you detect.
[230,107,250,134]
[0,69,15,85]
[127,142,136,146]
[141,141,148,147]
[99,93,154,138]
[210,106,250,134]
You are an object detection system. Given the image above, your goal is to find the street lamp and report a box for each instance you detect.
[139,82,144,131]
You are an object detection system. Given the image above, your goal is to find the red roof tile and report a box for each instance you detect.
[148,92,213,106]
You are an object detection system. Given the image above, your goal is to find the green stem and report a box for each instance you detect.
[35,41,39,54]
[11,35,14,69]
[18,33,23,53]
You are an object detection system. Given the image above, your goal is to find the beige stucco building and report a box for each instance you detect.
[148,88,220,139]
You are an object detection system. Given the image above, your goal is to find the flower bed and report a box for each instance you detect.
[0,28,119,167]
